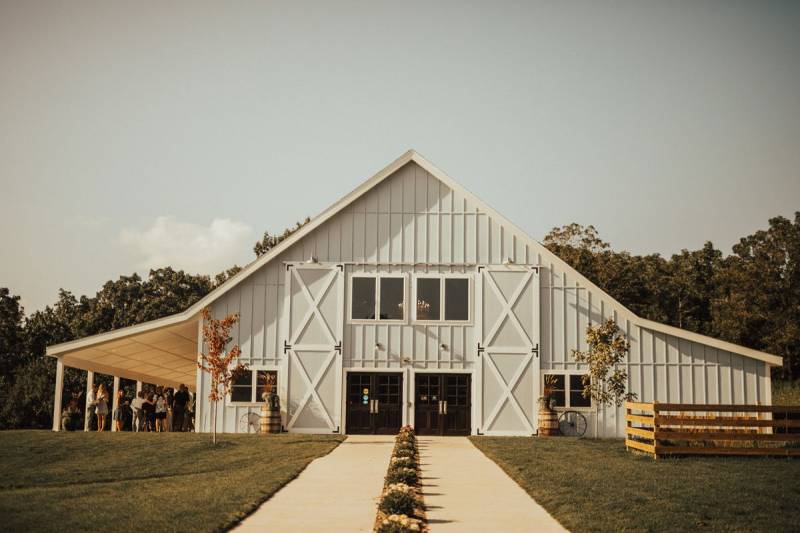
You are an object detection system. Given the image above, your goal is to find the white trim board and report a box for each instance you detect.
[47,149,782,368]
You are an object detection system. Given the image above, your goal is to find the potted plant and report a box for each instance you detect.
[538,375,559,436]
[259,372,281,433]
[538,374,558,411]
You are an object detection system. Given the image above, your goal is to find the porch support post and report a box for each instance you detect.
[134,380,143,431]
[111,376,121,432]
[195,318,204,433]
[84,371,94,431]
[52,358,65,432]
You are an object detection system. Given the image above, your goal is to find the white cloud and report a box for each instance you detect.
[119,216,254,275]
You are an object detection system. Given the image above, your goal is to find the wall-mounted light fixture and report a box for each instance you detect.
[440,343,449,351]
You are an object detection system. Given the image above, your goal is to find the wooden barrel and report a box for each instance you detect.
[538,408,559,437]
[260,406,282,434]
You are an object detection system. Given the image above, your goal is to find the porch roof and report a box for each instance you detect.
[46,315,199,389]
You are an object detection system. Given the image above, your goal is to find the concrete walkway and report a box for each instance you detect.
[235,435,394,532]
[419,437,566,532]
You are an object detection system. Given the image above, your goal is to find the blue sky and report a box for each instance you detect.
[2,1,799,313]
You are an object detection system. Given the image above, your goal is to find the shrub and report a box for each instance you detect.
[376,514,421,533]
[379,484,419,516]
[393,447,415,459]
[390,456,416,469]
[386,466,418,485]
[397,425,415,439]
[395,440,416,453]
[396,432,414,443]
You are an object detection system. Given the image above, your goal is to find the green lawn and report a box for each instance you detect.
[0,430,344,532]
[471,436,800,532]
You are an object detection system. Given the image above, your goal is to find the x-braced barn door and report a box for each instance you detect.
[282,263,344,433]
[476,266,540,435]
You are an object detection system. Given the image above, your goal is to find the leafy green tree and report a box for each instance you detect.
[712,213,800,378]
[666,242,721,335]
[543,223,609,283]
[72,268,213,337]
[0,269,213,429]
[25,290,79,359]
[0,288,25,377]
[572,319,636,406]
[137,267,214,320]
[214,265,243,286]
[543,224,673,322]
[545,218,800,379]
[253,217,310,257]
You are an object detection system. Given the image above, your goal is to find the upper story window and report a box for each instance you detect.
[350,275,406,322]
[413,275,471,323]
[231,370,277,404]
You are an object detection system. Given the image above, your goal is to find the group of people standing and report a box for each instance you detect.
[77,383,194,432]
[129,384,193,432]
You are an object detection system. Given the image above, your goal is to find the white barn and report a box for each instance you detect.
[47,150,782,437]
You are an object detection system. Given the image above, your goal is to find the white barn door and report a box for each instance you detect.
[477,266,540,435]
[282,263,344,433]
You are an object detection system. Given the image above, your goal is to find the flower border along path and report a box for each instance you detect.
[373,426,428,533]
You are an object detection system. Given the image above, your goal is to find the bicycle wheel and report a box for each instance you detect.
[558,410,587,437]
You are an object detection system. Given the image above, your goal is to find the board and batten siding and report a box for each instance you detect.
[196,161,771,436]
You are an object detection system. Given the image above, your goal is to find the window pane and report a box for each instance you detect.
[231,371,252,402]
[416,278,441,320]
[232,371,251,386]
[570,374,591,407]
[444,278,469,321]
[544,374,565,407]
[231,387,252,402]
[352,277,376,319]
[379,277,405,320]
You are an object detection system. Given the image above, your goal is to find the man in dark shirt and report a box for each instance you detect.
[173,384,190,432]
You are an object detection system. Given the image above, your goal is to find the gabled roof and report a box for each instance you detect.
[47,150,783,367]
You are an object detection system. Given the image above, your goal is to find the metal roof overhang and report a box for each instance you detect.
[46,315,200,390]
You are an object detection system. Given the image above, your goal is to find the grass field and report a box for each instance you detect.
[0,430,344,532]
[471,436,800,532]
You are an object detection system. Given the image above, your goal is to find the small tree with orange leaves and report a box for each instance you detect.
[198,307,247,444]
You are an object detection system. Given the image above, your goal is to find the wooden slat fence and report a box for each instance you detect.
[625,402,800,458]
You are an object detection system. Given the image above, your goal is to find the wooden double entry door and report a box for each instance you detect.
[345,372,404,435]
[414,373,472,436]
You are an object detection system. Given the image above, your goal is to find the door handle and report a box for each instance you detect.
[438,401,443,415]
[443,401,448,415]
[374,399,380,414]
[369,400,375,414]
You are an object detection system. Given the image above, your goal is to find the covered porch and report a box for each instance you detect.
[46,314,201,432]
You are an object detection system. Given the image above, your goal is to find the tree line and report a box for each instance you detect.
[543,214,799,378]
[0,213,797,429]
[0,222,308,429]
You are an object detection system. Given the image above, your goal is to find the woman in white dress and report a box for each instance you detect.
[155,387,168,432]
[95,383,109,432]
